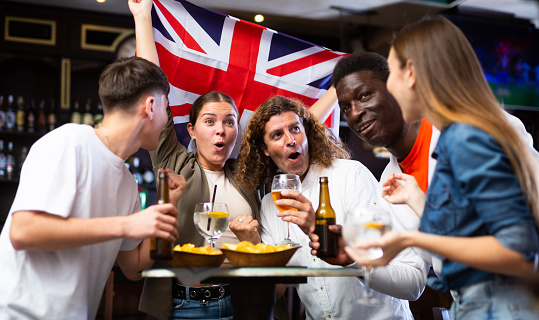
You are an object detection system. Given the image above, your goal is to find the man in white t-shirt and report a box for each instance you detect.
[237,96,428,320]
[0,57,184,320]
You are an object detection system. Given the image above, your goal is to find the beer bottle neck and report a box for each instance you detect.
[318,182,331,207]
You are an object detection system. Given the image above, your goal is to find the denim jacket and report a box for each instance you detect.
[421,123,539,292]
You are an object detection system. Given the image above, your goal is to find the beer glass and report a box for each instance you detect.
[271,174,301,246]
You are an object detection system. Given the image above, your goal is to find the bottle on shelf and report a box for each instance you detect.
[16,96,26,132]
[19,146,28,177]
[5,95,16,131]
[131,157,144,185]
[82,99,94,126]
[150,171,173,260]
[93,103,103,128]
[71,99,81,124]
[6,141,16,180]
[132,157,148,210]
[36,100,47,133]
[143,167,155,186]
[314,176,338,258]
[0,140,6,178]
[0,96,5,131]
[47,99,57,132]
[26,100,36,133]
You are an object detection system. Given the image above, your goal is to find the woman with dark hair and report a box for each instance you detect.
[129,1,264,319]
[349,15,539,319]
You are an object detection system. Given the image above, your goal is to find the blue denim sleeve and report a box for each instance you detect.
[495,224,539,261]
[445,124,537,233]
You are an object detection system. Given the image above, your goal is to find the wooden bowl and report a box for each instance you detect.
[169,250,225,268]
[220,246,300,267]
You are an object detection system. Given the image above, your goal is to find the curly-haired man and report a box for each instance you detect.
[236,95,427,320]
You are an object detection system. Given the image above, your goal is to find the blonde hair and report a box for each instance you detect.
[392,15,539,225]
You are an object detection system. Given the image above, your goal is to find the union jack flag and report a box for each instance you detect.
[151,0,345,150]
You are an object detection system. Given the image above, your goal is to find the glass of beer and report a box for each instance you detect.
[194,202,230,250]
[271,174,301,246]
[342,206,391,305]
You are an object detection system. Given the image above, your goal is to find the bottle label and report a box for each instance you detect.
[0,154,6,175]
[27,113,35,132]
[0,111,5,128]
[71,113,81,124]
[48,114,56,130]
[82,114,93,126]
[6,111,15,129]
[16,111,25,124]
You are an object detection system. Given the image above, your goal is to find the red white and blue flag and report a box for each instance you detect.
[151,0,345,149]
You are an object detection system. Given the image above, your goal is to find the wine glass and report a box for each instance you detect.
[342,206,391,305]
[193,202,230,250]
[271,174,302,246]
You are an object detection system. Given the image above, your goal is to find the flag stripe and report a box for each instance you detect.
[267,49,343,76]
[154,0,206,54]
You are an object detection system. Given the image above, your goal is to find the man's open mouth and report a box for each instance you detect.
[288,152,300,160]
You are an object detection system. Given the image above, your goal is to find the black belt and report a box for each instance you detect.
[172,282,231,302]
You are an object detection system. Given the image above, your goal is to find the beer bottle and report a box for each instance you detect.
[93,103,103,128]
[314,176,338,258]
[6,141,15,180]
[47,99,57,132]
[82,99,94,126]
[19,146,28,177]
[15,96,25,132]
[0,140,6,178]
[150,171,173,260]
[5,95,15,131]
[26,100,36,133]
[0,96,5,131]
[36,100,47,133]
[71,99,81,124]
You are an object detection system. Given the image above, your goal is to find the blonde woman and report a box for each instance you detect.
[348,16,539,319]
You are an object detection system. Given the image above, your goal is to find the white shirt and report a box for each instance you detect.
[260,159,426,320]
[0,124,141,320]
[203,168,252,247]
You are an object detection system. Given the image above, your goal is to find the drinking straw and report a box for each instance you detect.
[207,184,217,231]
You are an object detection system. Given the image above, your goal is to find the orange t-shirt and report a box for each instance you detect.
[398,118,433,193]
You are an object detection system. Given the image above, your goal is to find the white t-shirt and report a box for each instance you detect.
[0,124,141,320]
[260,159,427,320]
[203,169,252,247]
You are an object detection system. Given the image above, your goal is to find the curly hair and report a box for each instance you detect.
[237,96,349,192]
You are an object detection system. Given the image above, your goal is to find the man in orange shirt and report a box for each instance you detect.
[310,51,537,274]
